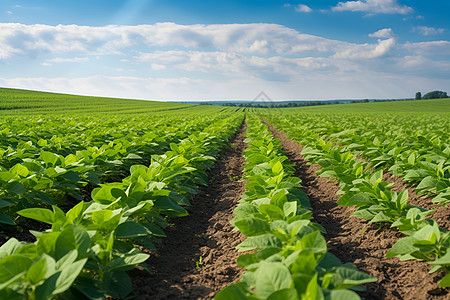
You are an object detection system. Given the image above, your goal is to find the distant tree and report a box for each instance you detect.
[415,92,422,100]
[422,90,448,99]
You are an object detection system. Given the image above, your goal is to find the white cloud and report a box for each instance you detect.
[333,38,397,59]
[332,0,413,15]
[46,57,89,63]
[151,63,166,70]
[414,26,445,36]
[369,28,394,38]
[6,11,13,15]
[403,41,450,56]
[0,22,449,100]
[295,4,313,13]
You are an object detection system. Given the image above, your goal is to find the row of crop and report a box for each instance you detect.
[0,114,229,226]
[0,114,244,299]
[267,117,450,287]
[272,113,450,206]
[216,117,375,300]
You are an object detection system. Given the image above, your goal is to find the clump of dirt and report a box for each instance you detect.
[129,122,247,300]
[265,121,449,300]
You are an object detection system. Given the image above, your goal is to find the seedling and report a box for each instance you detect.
[196,256,203,270]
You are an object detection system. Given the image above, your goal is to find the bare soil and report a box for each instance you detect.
[129,122,247,300]
[265,121,450,300]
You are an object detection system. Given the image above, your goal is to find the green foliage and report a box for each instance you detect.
[216,117,375,299]
[422,91,448,100]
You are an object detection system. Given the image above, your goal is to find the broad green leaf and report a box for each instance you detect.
[267,288,299,300]
[10,163,29,177]
[0,254,33,283]
[215,282,249,300]
[236,234,282,252]
[18,208,55,224]
[40,151,59,166]
[235,218,271,237]
[439,273,450,287]
[0,238,23,259]
[115,221,149,238]
[7,181,26,195]
[55,226,91,260]
[0,214,15,225]
[36,258,87,298]
[327,289,360,300]
[26,257,48,284]
[255,262,293,299]
[272,161,283,176]
[303,273,324,300]
[104,271,132,299]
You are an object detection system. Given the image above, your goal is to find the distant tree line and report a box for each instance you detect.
[221,101,343,108]
[415,90,448,100]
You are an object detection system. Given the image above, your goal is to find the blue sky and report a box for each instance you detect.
[0,0,449,101]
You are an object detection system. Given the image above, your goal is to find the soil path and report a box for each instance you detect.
[129,121,247,300]
[264,120,449,300]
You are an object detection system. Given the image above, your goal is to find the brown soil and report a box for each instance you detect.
[265,121,450,300]
[383,173,450,230]
[129,122,247,300]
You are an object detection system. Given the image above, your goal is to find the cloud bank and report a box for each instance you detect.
[0,22,449,100]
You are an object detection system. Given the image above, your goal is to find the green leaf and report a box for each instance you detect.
[215,282,249,300]
[327,289,360,300]
[260,204,285,220]
[235,218,271,237]
[55,226,91,260]
[18,208,55,224]
[0,214,15,225]
[369,211,393,223]
[303,273,324,300]
[10,163,29,177]
[115,221,149,238]
[0,238,23,259]
[283,202,297,219]
[0,200,12,209]
[338,193,372,207]
[106,249,149,272]
[40,151,59,166]
[255,262,293,299]
[236,234,282,252]
[430,251,450,265]
[7,181,26,195]
[386,237,417,258]
[267,288,299,300]
[438,273,450,287]
[36,258,87,298]
[0,171,16,182]
[272,161,283,176]
[0,254,33,283]
[26,257,48,284]
[104,271,132,299]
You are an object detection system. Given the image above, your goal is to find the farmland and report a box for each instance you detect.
[0,87,449,299]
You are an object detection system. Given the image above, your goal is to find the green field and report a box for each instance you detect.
[0,87,449,299]
[0,87,232,115]
[281,98,450,113]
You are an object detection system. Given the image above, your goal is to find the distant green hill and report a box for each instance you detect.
[0,87,223,115]
[281,98,450,114]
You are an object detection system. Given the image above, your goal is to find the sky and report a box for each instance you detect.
[0,0,449,101]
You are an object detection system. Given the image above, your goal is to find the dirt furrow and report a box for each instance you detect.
[129,121,247,300]
[264,120,449,300]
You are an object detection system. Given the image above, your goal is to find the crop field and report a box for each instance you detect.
[0,87,449,299]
